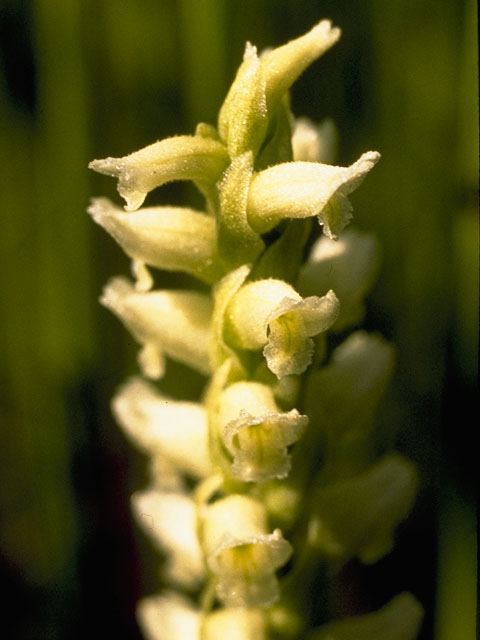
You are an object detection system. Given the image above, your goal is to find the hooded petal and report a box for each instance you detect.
[101,278,212,378]
[225,279,339,377]
[247,151,380,237]
[89,135,229,210]
[132,489,205,589]
[112,377,211,478]
[202,495,292,607]
[214,381,307,482]
[88,198,224,284]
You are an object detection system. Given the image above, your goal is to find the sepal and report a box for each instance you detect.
[132,490,205,589]
[101,278,212,378]
[89,135,229,210]
[88,198,224,285]
[112,377,211,478]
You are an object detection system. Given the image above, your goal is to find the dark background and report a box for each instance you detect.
[0,1,476,638]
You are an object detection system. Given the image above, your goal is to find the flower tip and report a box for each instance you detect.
[313,19,342,44]
[88,156,123,177]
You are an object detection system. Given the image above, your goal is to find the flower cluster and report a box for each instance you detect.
[90,21,422,640]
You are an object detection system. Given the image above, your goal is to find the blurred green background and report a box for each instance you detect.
[0,0,476,638]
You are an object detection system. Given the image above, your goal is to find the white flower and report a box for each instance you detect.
[202,607,267,640]
[298,228,381,330]
[202,495,292,607]
[247,151,380,238]
[112,377,211,478]
[88,198,224,285]
[224,279,339,377]
[101,278,212,378]
[137,592,200,640]
[89,134,229,211]
[214,381,307,482]
[132,489,205,589]
[292,117,337,164]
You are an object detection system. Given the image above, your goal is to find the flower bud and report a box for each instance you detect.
[88,198,224,285]
[132,490,205,589]
[202,495,292,607]
[292,117,337,164]
[214,381,307,482]
[101,278,212,378]
[309,592,423,640]
[247,151,380,238]
[112,377,211,478]
[298,228,380,330]
[218,21,340,159]
[89,135,229,211]
[225,279,339,377]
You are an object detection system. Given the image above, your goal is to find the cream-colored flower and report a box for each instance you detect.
[247,151,380,238]
[89,134,229,211]
[101,278,212,378]
[202,607,267,640]
[298,228,381,330]
[132,489,205,589]
[202,495,292,607]
[137,592,200,640]
[112,377,211,478]
[291,117,337,164]
[224,279,339,377]
[88,198,224,285]
[213,381,307,482]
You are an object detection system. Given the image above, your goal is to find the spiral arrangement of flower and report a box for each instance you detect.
[89,21,422,640]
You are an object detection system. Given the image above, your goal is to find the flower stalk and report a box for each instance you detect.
[90,19,422,640]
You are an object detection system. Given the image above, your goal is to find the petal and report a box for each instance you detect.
[298,228,381,330]
[132,489,205,589]
[247,151,380,237]
[214,382,307,482]
[202,495,292,607]
[112,377,211,478]
[89,135,229,211]
[137,592,200,640]
[100,278,212,378]
[88,198,224,284]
